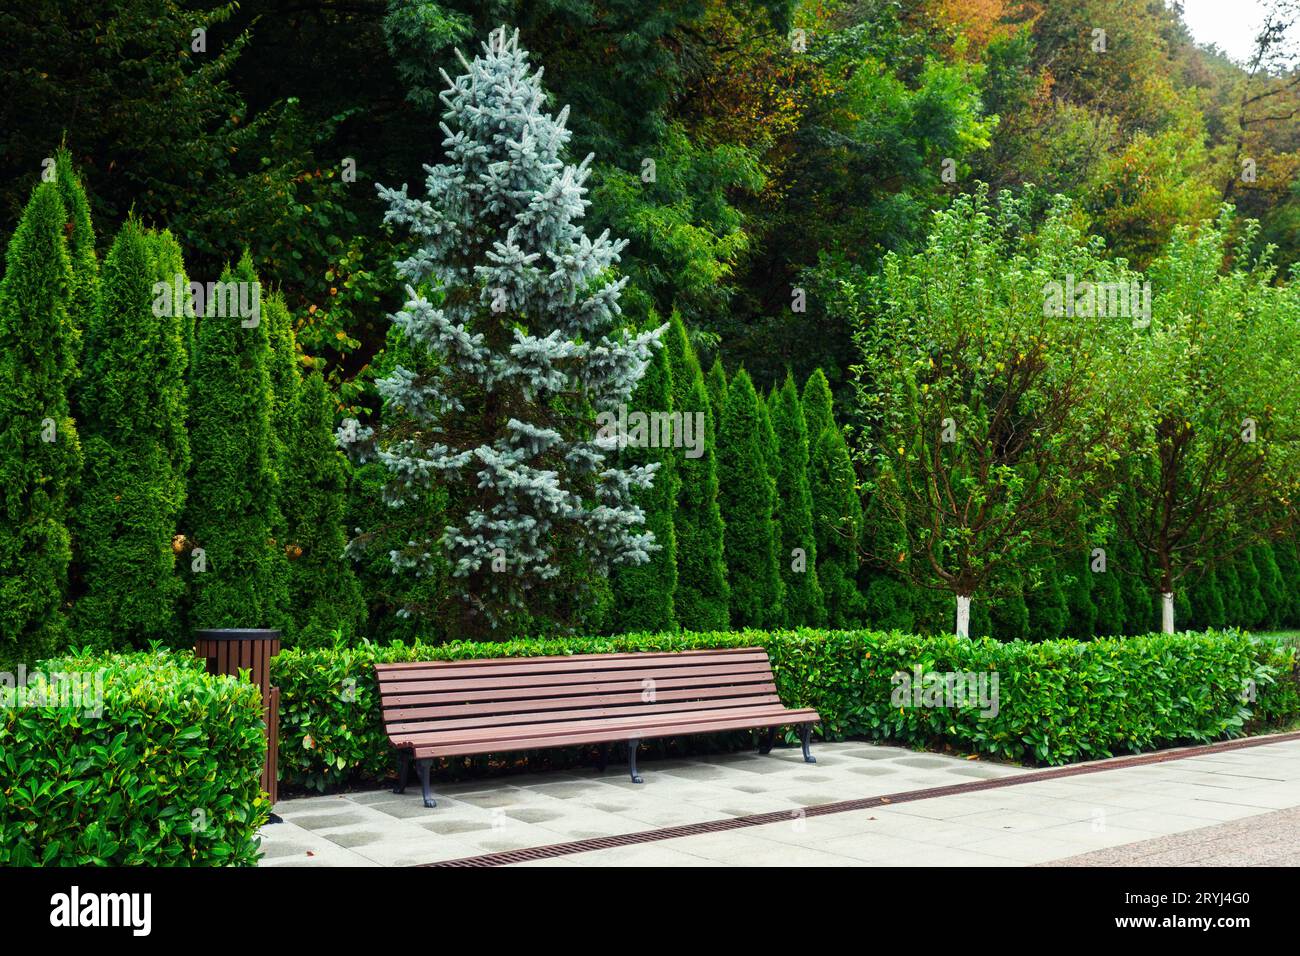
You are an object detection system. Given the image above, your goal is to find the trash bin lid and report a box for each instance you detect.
[195,628,283,640]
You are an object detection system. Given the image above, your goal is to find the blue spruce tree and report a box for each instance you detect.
[347,27,662,635]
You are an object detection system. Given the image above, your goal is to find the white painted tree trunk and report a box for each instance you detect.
[955,594,972,638]
[1161,592,1175,634]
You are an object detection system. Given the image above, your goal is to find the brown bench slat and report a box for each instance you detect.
[386,694,785,735]
[379,673,775,709]
[382,683,779,721]
[377,661,776,695]
[374,647,765,675]
[406,708,821,759]
[392,703,814,749]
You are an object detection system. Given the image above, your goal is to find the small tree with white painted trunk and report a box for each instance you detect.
[1120,211,1300,633]
[849,190,1148,636]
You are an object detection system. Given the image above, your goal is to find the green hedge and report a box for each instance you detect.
[0,650,269,865]
[273,628,1300,791]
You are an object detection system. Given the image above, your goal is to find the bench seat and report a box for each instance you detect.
[375,647,820,807]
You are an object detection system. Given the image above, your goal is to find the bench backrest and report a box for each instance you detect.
[375,647,782,742]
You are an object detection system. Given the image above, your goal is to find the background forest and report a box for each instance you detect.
[2,0,1300,658]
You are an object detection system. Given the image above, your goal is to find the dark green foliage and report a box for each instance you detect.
[705,358,727,436]
[53,149,96,360]
[767,373,825,626]
[1273,538,1300,626]
[185,253,287,629]
[809,424,866,628]
[1090,553,1126,637]
[663,313,728,630]
[1253,545,1285,629]
[1062,555,1097,639]
[989,588,1031,642]
[801,367,835,447]
[1236,549,1266,630]
[272,628,1297,789]
[0,182,81,664]
[264,294,299,635]
[0,649,269,865]
[281,373,366,646]
[1190,567,1227,630]
[345,460,451,644]
[1117,539,1156,634]
[1026,560,1068,640]
[71,220,189,649]
[1218,561,1244,633]
[717,368,782,627]
[612,339,678,633]
[861,572,915,632]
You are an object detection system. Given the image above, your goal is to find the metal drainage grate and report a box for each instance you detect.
[420,729,1300,867]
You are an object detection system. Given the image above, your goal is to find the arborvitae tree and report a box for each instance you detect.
[706,358,728,436]
[281,372,366,645]
[989,585,1031,641]
[1218,560,1244,629]
[349,28,660,636]
[150,229,196,381]
[801,367,835,448]
[805,371,866,627]
[1254,544,1285,628]
[1026,556,1068,640]
[663,312,728,630]
[811,424,868,627]
[1190,566,1227,630]
[53,149,96,365]
[1273,538,1300,626]
[263,293,298,635]
[1062,554,1097,639]
[768,373,825,626]
[71,220,189,649]
[147,230,195,475]
[1117,538,1156,633]
[611,337,678,632]
[0,182,80,662]
[717,368,782,627]
[1090,551,1126,637]
[186,253,287,629]
[1236,549,1266,629]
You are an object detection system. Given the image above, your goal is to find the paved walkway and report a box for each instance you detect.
[258,736,1300,867]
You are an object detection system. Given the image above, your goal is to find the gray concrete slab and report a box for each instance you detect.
[257,735,1300,867]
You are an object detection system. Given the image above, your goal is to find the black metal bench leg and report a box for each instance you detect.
[415,758,436,808]
[799,724,816,763]
[394,750,411,794]
[597,743,609,772]
[627,739,644,784]
[758,726,777,755]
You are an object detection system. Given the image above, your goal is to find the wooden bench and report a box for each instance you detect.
[375,647,820,807]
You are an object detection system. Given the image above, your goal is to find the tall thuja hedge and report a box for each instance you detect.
[664,313,728,630]
[71,220,190,649]
[186,253,287,629]
[803,370,866,627]
[768,373,825,627]
[0,182,82,662]
[264,294,299,636]
[706,358,727,436]
[611,336,678,632]
[1253,544,1285,628]
[53,150,97,361]
[1273,538,1300,626]
[1025,553,1068,640]
[1090,542,1126,636]
[282,372,366,644]
[717,368,782,627]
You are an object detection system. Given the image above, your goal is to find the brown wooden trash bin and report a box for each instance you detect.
[195,629,281,805]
